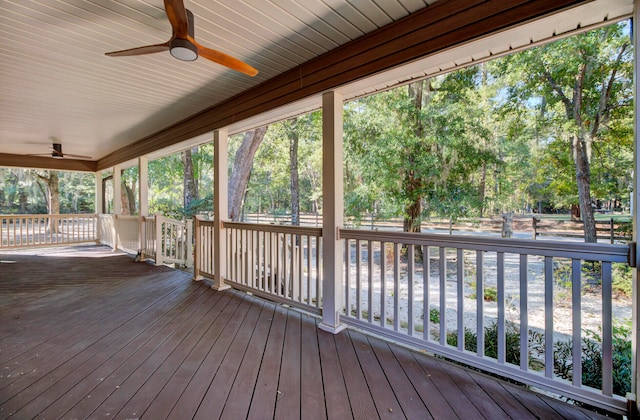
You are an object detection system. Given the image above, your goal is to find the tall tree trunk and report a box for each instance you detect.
[228,126,268,221]
[49,172,60,217]
[478,162,487,217]
[19,190,28,213]
[573,134,597,242]
[182,148,198,216]
[121,180,136,215]
[403,80,425,234]
[289,118,300,226]
[37,171,60,232]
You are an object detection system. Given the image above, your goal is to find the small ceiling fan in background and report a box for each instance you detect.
[28,142,91,160]
[105,0,258,77]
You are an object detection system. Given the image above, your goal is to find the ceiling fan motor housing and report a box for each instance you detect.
[170,38,197,61]
[52,143,63,158]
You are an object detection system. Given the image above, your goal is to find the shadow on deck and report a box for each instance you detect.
[0,246,612,419]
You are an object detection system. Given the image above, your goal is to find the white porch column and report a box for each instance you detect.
[113,164,122,215]
[632,0,640,411]
[213,128,231,291]
[95,171,103,215]
[138,157,149,259]
[319,90,347,334]
[112,165,122,251]
[139,157,149,216]
[95,171,103,245]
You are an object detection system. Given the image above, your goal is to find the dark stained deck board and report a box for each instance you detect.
[246,304,288,420]
[0,272,187,374]
[59,286,219,418]
[17,284,214,419]
[436,357,511,418]
[366,335,432,419]
[0,245,618,419]
[274,309,302,420]
[217,303,276,420]
[412,347,486,420]
[116,291,251,418]
[0,274,171,362]
[387,345,459,418]
[333,327,379,420]
[299,315,326,420]
[464,369,537,420]
[85,291,233,418]
[37,281,211,419]
[172,296,266,419]
[0,259,181,366]
[316,329,352,420]
[0,271,191,387]
[5,278,204,419]
[348,330,406,418]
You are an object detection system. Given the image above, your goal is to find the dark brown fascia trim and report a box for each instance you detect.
[96,0,588,171]
[0,153,98,172]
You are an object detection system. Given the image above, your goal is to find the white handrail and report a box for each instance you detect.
[0,214,98,248]
[338,228,631,414]
[195,220,323,314]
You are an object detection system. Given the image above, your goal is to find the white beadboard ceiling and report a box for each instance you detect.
[0,0,633,167]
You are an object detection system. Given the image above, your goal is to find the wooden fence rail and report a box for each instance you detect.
[239,212,631,242]
[532,217,630,243]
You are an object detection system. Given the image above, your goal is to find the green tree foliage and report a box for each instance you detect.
[148,144,214,219]
[0,168,94,214]
[494,22,633,241]
[1,22,632,238]
[344,69,496,230]
[234,112,322,221]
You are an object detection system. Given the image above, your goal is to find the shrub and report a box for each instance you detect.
[433,312,631,396]
[483,287,498,302]
[429,307,440,324]
[612,262,632,297]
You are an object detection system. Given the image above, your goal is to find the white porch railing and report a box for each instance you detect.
[0,214,97,248]
[194,219,323,314]
[96,213,193,268]
[178,218,637,414]
[152,214,193,267]
[194,217,215,279]
[224,221,323,314]
[114,214,140,254]
[339,228,631,414]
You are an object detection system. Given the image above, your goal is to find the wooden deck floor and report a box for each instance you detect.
[0,246,612,419]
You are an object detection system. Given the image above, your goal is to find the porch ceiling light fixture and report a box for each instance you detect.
[170,38,198,61]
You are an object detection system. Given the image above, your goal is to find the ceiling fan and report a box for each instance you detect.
[105,0,258,77]
[28,143,91,160]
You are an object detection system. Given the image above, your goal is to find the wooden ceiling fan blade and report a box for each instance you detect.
[195,42,258,77]
[105,42,170,57]
[164,0,189,39]
[63,153,92,159]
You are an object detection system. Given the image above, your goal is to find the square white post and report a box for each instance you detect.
[112,165,122,250]
[113,165,122,215]
[213,129,231,291]
[319,90,346,334]
[632,0,640,411]
[139,157,149,216]
[95,171,103,244]
[95,171,103,216]
[138,157,149,259]
[193,215,203,280]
